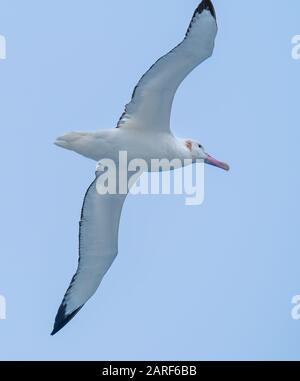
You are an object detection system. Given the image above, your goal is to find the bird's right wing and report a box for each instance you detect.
[51,169,127,335]
[117,0,218,131]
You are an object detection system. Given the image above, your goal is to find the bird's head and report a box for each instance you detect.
[185,139,230,171]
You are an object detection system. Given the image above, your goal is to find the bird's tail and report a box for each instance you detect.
[55,131,89,150]
[54,131,103,161]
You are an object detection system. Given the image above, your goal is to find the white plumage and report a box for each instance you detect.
[52,0,229,335]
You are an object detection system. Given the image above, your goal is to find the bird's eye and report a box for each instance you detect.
[198,144,203,149]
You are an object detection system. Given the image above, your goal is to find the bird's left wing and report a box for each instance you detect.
[117,0,218,131]
[51,170,127,335]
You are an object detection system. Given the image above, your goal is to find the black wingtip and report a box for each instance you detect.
[51,304,83,336]
[186,0,216,36]
[195,0,216,20]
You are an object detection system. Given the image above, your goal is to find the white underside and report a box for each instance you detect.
[55,128,192,166]
[54,7,218,321]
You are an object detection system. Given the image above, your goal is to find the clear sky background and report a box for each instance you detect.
[0,0,300,360]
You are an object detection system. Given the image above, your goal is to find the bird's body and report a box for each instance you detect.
[56,129,191,168]
[52,0,229,336]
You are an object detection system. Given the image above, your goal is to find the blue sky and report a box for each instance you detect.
[0,0,300,360]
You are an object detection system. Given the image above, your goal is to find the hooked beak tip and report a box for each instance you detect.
[205,154,230,172]
[223,163,230,172]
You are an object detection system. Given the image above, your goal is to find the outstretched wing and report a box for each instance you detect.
[51,171,127,335]
[117,0,217,131]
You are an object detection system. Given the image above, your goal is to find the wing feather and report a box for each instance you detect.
[51,172,127,335]
[117,0,217,131]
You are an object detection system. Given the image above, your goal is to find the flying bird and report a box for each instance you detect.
[52,0,229,335]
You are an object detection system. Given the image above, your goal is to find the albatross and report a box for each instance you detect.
[52,0,229,335]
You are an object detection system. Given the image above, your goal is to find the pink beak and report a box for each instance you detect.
[205,154,230,171]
